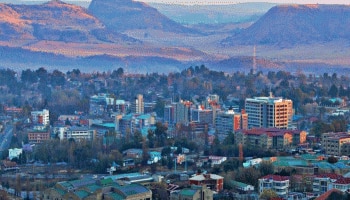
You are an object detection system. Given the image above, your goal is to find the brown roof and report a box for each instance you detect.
[315,189,343,200]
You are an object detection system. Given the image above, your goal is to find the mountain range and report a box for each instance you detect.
[0,0,349,73]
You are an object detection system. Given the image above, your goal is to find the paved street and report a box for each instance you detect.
[0,125,13,151]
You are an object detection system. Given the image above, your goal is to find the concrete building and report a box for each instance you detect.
[245,94,293,129]
[170,185,213,200]
[312,173,350,194]
[177,121,208,141]
[191,107,213,125]
[63,126,96,141]
[189,173,224,192]
[43,177,152,200]
[89,93,116,115]
[175,100,191,124]
[8,148,22,160]
[235,128,307,150]
[259,175,289,196]
[31,109,50,126]
[229,180,255,193]
[215,108,248,134]
[164,103,176,124]
[28,128,50,144]
[132,94,144,114]
[321,132,350,156]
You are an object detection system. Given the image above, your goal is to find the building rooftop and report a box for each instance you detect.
[189,173,223,181]
[180,188,197,196]
[260,175,289,181]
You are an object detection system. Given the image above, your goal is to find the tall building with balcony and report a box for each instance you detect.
[259,175,289,197]
[132,94,144,114]
[245,94,293,129]
[31,109,50,126]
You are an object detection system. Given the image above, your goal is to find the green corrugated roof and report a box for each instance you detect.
[85,184,102,192]
[101,178,113,186]
[180,189,197,196]
[230,180,251,188]
[58,181,72,189]
[106,193,125,200]
[75,190,89,199]
[54,188,66,195]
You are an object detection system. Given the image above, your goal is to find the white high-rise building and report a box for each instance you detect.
[133,94,144,114]
[31,109,50,126]
[245,94,293,129]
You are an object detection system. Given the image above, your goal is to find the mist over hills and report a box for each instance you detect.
[0,1,349,74]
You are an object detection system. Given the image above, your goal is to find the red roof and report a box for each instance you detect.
[260,175,289,181]
[315,173,343,180]
[334,178,350,185]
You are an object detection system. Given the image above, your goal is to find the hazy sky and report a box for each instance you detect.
[139,0,350,4]
[3,0,350,4]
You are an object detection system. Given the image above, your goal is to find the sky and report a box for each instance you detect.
[139,0,350,5]
[2,0,350,4]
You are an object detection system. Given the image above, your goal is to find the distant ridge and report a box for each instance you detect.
[0,0,138,43]
[88,0,194,33]
[222,4,350,46]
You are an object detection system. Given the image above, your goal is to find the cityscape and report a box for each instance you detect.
[1,0,350,200]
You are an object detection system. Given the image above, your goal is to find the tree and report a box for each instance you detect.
[259,161,274,176]
[328,84,338,98]
[141,139,150,166]
[235,167,261,188]
[260,189,278,200]
[155,122,167,147]
[327,156,338,164]
[223,159,240,173]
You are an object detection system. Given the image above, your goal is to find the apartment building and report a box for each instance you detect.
[259,175,289,196]
[215,108,248,134]
[245,94,293,129]
[31,109,50,126]
[321,132,350,156]
[235,128,306,149]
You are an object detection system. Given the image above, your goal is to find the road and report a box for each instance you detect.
[0,125,13,151]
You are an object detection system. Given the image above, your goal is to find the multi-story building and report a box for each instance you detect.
[117,113,156,136]
[235,128,307,149]
[31,109,50,126]
[313,173,342,194]
[177,121,208,141]
[175,100,191,124]
[245,94,293,129]
[28,128,50,144]
[215,108,248,134]
[164,103,176,124]
[321,132,350,156]
[62,126,96,141]
[89,93,115,115]
[191,107,213,125]
[189,173,224,192]
[170,185,213,200]
[132,94,144,114]
[259,175,289,196]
